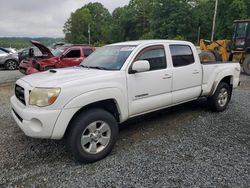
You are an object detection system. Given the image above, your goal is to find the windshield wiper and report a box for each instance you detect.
[79,65,89,68]
[79,65,109,70]
[88,66,108,70]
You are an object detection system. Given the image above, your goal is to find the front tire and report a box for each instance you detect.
[5,60,18,70]
[208,82,231,112]
[66,109,119,163]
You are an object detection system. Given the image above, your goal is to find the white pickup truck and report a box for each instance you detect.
[11,40,240,163]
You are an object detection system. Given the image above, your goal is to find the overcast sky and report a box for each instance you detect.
[0,0,129,38]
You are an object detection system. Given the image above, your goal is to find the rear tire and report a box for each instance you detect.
[199,51,216,62]
[66,109,119,163]
[5,60,18,70]
[243,55,250,75]
[208,82,231,112]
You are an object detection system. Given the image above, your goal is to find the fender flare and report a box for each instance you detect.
[63,88,128,121]
[51,88,128,139]
[209,69,233,96]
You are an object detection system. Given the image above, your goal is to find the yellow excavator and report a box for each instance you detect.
[199,19,250,75]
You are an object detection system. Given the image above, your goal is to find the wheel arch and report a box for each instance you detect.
[210,75,233,96]
[51,88,128,139]
[63,99,120,139]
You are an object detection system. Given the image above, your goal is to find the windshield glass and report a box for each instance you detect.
[236,22,248,38]
[52,47,66,57]
[81,45,136,70]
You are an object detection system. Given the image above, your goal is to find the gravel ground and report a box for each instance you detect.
[0,74,249,187]
[0,69,23,84]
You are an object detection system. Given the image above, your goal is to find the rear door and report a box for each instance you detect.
[169,44,202,104]
[60,48,83,67]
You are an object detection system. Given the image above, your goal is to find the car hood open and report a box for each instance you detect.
[30,40,54,57]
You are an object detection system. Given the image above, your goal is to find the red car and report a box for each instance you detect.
[19,40,95,75]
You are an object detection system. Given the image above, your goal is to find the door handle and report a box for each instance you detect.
[163,74,172,79]
[193,70,200,74]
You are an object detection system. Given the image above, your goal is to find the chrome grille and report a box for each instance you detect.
[15,84,26,105]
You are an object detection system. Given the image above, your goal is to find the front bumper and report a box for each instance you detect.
[19,61,40,75]
[10,96,61,138]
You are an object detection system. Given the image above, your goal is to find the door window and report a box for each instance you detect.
[170,45,194,67]
[135,46,166,71]
[64,49,81,58]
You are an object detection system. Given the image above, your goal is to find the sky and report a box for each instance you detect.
[0,0,129,38]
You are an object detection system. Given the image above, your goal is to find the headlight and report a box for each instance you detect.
[29,88,61,107]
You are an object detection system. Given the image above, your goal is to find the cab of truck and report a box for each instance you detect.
[19,40,95,75]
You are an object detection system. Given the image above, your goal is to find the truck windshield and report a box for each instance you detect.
[81,45,136,70]
[235,22,248,38]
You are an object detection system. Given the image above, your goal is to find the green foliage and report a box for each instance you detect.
[59,0,248,45]
[64,2,112,45]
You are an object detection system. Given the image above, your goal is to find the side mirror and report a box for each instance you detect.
[130,60,150,73]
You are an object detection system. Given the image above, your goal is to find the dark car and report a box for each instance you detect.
[18,47,42,62]
[0,47,19,70]
[19,41,95,75]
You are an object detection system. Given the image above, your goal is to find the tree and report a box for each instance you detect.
[63,0,250,45]
[63,2,111,45]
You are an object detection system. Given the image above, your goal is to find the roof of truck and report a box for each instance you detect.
[108,40,192,46]
[234,19,250,23]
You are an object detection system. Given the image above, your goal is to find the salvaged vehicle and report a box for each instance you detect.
[0,47,19,70]
[18,47,43,63]
[19,40,95,75]
[11,40,240,163]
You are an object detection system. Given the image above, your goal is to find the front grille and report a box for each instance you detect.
[15,84,26,105]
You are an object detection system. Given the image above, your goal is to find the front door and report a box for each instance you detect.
[127,45,172,116]
[60,48,83,68]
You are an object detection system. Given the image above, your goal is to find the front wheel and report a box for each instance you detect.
[66,109,119,163]
[208,82,231,112]
[5,60,18,70]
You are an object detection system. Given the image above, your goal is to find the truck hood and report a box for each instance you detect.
[20,67,115,87]
[30,40,54,57]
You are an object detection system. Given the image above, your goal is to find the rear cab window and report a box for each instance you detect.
[169,45,195,67]
[83,48,94,57]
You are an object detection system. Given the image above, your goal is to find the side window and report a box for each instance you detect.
[64,49,81,58]
[170,45,195,67]
[135,46,166,71]
[83,48,94,57]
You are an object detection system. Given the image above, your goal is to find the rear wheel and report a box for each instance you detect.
[5,60,18,70]
[66,109,119,163]
[199,51,216,62]
[243,55,250,75]
[208,82,231,112]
